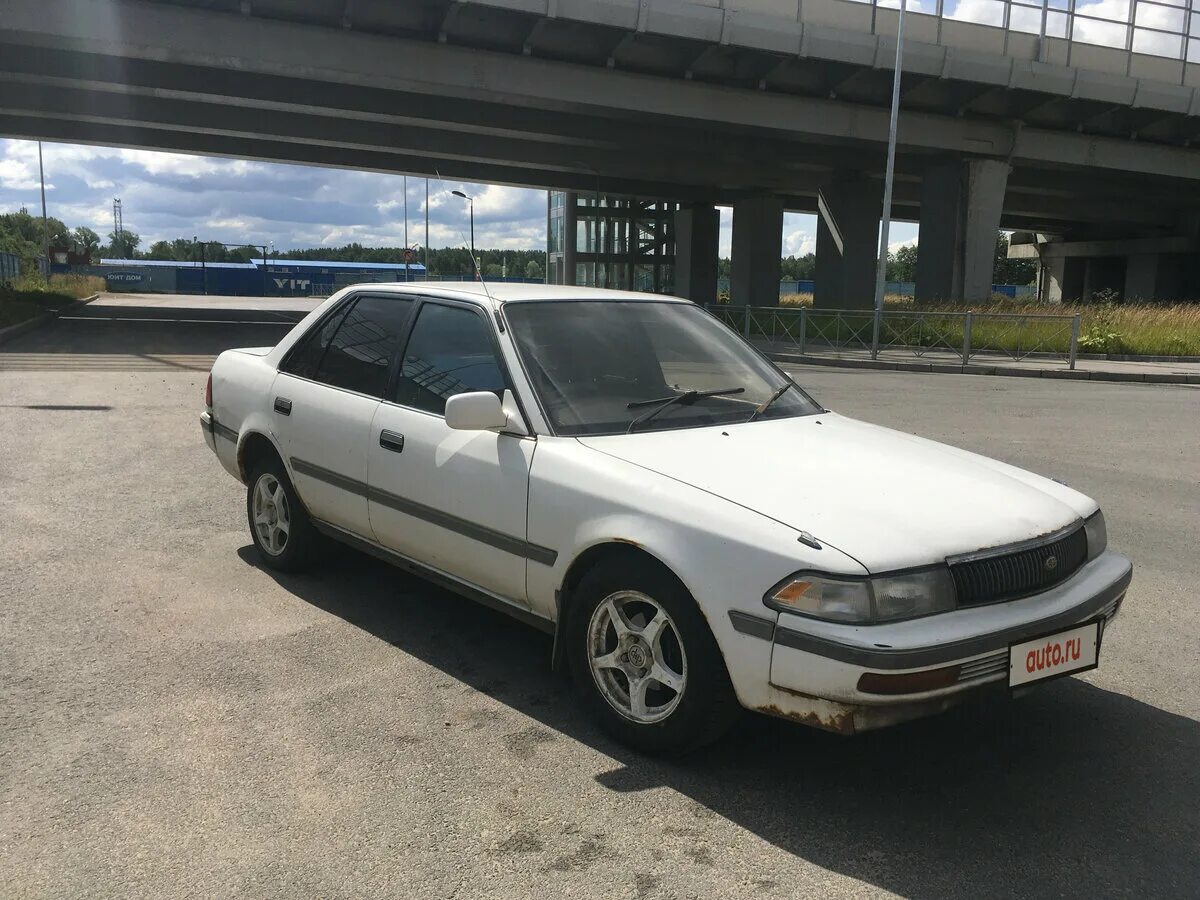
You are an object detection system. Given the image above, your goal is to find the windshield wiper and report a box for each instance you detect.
[747,381,795,423]
[626,387,745,433]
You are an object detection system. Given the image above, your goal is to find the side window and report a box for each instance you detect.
[312,296,414,398]
[281,302,352,380]
[394,303,506,415]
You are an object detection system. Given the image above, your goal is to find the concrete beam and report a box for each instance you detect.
[674,204,720,306]
[0,113,724,200]
[5,0,1200,181]
[731,196,784,307]
[0,80,816,195]
[1015,235,1198,259]
[813,173,882,311]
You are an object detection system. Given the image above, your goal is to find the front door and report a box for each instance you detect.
[367,300,533,604]
[271,292,415,537]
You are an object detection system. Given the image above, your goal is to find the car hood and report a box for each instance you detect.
[577,413,1094,572]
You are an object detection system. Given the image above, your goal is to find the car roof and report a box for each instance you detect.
[339,281,690,309]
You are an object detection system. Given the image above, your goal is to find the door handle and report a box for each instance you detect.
[379,430,405,453]
[274,396,292,415]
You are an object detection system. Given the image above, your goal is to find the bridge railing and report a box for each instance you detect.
[807,0,1198,79]
[706,304,1083,368]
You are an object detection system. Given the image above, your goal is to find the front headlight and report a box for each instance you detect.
[871,569,957,622]
[1084,510,1107,561]
[766,576,872,623]
[766,568,956,624]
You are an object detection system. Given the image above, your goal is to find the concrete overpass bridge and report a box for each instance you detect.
[3,0,1199,303]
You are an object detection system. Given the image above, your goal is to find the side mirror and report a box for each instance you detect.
[445,391,509,431]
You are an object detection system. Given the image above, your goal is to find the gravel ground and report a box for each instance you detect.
[1,305,1197,899]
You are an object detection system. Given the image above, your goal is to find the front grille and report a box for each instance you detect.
[957,651,1008,683]
[950,526,1088,608]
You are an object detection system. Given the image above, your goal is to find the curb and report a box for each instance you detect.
[769,351,1200,386]
[0,293,100,347]
[0,313,53,346]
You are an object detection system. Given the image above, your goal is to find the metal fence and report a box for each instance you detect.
[0,251,20,284]
[707,304,1082,368]
[717,278,1037,299]
[845,0,1200,74]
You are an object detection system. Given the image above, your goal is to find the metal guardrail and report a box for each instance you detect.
[852,0,1199,73]
[708,304,1082,369]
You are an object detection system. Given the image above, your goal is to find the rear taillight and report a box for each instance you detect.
[204,372,213,408]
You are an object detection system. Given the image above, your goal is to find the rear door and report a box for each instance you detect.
[367,298,536,603]
[271,292,415,537]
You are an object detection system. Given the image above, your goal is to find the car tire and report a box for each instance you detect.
[245,456,320,573]
[566,560,741,755]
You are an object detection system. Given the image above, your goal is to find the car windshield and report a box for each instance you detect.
[503,300,822,436]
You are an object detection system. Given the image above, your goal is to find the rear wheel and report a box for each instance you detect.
[246,457,320,572]
[566,562,741,755]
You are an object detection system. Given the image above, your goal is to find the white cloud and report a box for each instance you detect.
[783,221,817,257]
[0,139,550,251]
[116,149,257,178]
[0,155,43,191]
[3,139,933,266]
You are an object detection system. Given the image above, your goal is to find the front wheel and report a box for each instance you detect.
[566,563,741,755]
[245,457,320,572]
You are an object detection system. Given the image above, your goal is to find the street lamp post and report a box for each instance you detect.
[451,190,475,278]
[194,235,207,295]
[871,0,908,360]
[37,142,50,277]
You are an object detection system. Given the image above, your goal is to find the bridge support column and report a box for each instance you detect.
[1123,252,1191,300]
[813,173,883,309]
[674,203,719,305]
[1124,254,1159,301]
[731,195,783,306]
[915,158,1010,304]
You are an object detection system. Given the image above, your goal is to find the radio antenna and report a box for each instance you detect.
[436,168,495,303]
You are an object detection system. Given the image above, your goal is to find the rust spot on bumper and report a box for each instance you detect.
[756,703,856,736]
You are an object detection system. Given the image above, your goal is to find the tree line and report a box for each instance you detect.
[0,214,550,280]
[716,233,1036,286]
[3,209,1034,285]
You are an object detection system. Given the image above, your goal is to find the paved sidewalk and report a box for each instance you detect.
[758,341,1200,385]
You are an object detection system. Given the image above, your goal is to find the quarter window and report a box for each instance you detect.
[281,303,352,381]
[394,303,506,415]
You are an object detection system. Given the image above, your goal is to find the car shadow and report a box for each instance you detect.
[238,545,1199,898]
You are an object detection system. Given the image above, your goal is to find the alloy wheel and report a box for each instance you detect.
[251,472,290,556]
[587,590,687,724]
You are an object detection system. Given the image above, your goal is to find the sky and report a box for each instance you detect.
[0,138,919,258]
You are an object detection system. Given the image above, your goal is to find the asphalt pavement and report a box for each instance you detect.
[1,297,1197,899]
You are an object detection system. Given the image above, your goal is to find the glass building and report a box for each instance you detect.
[547,192,677,293]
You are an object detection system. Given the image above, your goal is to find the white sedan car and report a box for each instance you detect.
[201,283,1132,753]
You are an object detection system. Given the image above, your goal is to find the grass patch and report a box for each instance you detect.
[751,295,1200,357]
[0,274,102,329]
[47,273,106,300]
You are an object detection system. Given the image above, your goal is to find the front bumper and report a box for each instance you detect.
[732,550,1132,734]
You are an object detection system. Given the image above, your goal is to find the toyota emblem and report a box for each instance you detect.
[1044,556,1058,572]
